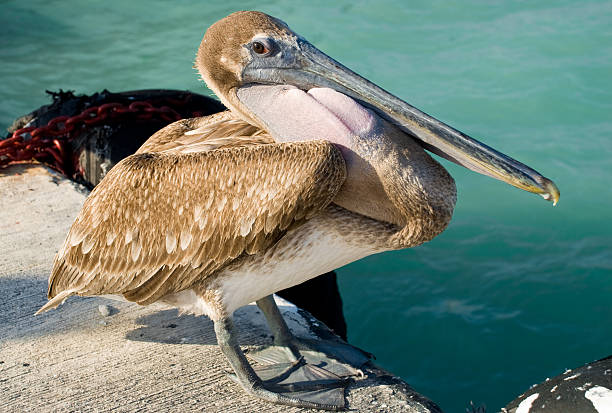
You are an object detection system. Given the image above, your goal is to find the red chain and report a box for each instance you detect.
[0,101,182,175]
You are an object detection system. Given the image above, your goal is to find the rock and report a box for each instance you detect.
[98,304,112,317]
[503,355,612,413]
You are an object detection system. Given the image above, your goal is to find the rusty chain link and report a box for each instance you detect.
[0,101,183,175]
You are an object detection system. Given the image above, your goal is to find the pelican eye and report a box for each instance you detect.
[251,40,271,56]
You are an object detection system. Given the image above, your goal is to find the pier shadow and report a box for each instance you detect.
[124,306,273,347]
[125,309,217,346]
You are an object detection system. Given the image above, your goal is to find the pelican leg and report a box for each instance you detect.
[255,295,372,370]
[213,317,347,411]
[256,295,301,359]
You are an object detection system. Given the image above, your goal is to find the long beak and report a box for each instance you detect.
[276,39,560,205]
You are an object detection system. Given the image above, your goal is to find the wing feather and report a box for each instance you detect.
[40,141,346,312]
[136,111,273,154]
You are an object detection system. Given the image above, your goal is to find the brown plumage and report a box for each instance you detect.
[41,120,346,312]
[42,99,454,314]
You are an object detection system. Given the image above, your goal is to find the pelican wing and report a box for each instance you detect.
[39,141,346,312]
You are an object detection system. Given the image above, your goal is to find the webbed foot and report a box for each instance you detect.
[230,356,349,409]
[215,316,349,411]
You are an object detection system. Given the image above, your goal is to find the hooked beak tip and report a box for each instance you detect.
[538,178,560,206]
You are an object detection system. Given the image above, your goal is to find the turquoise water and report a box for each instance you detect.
[2,1,611,411]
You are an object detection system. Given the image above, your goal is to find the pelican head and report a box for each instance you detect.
[196,10,559,206]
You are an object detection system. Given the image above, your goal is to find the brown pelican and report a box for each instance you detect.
[37,11,559,411]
